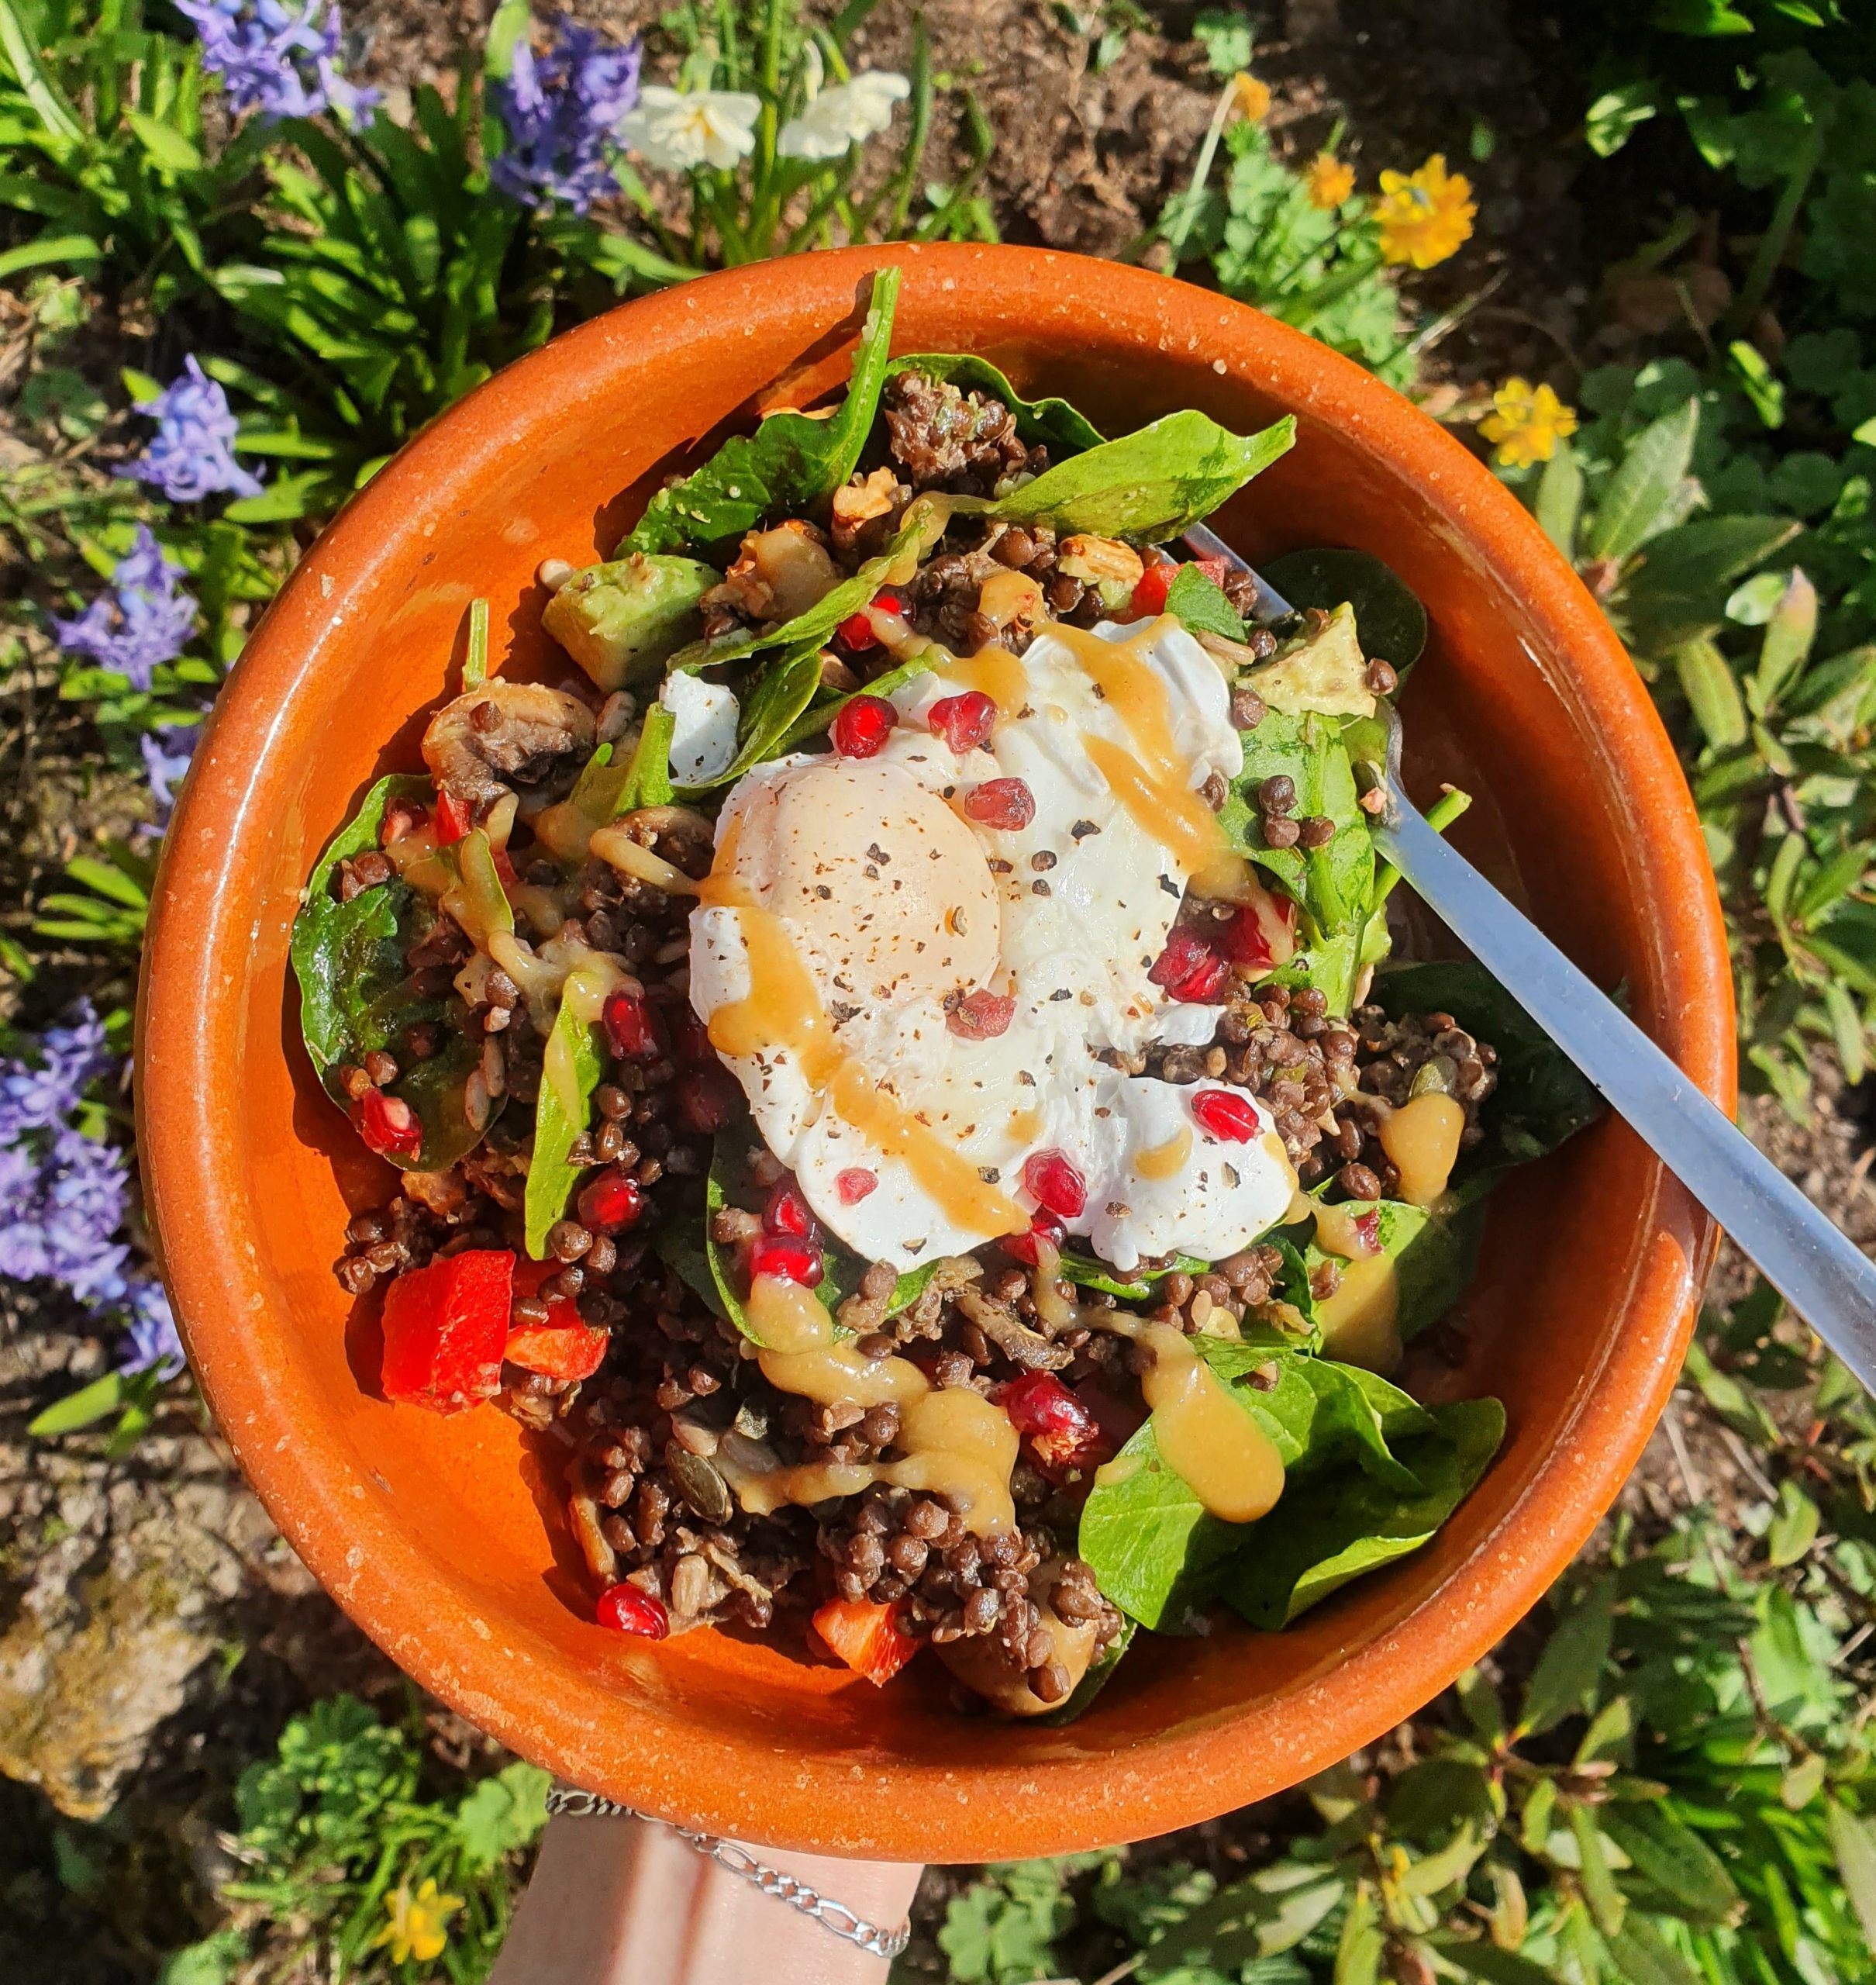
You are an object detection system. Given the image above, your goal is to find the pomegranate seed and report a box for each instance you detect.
[434,789,471,845]
[596,1582,670,1638]
[1129,559,1175,618]
[750,1233,823,1286]
[1022,1149,1086,1220]
[359,1086,421,1158]
[1002,1211,1064,1265]
[832,694,896,758]
[1001,1371,1096,1440]
[1191,1088,1260,1142]
[1354,1209,1382,1251]
[947,989,1016,1040]
[836,610,880,651]
[602,987,666,1061]
[874,588,908,619]
[578,1169,645,1231]
[928,690,996,754]
[1193,554,1230,589]
[963,778,1036,831]
[1148,927,1228,1003]
[764,1180,816,1238]
[674,1006,713,1065]
[836,1168,878,1204]
[677,1066,738,1133]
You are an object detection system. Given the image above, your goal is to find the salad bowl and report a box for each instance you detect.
[138,243,1732,1861]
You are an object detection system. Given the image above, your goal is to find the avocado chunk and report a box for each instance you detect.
[543,553,720,692]
[1244,601,1376,719]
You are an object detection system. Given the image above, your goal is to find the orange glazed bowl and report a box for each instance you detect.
[139,243,1731,1862]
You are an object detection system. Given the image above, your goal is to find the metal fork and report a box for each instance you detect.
[1182,525,1876,1390]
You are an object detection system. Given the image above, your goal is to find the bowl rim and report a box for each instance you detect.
[138,241,1733,1861]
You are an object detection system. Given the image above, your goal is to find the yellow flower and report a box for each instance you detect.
[1230,71,1271,123]
[1478,378,1580,469]
[1305,154,1355,210]
[1374,154,1476,269]
[371,1878,463,1967]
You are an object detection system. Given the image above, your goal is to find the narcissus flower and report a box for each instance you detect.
[1230,71,1271,123]
[778,60,910,161]
[371,1878,463,1966]
[1478,378,1580,468]
[620,85,761,173]
[1374,154,1475,269]
[1305,153,1355,210]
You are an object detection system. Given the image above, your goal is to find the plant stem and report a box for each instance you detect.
[1372,786,1473,909]
[1158,74,1235,269]
[1729,124,1822,337]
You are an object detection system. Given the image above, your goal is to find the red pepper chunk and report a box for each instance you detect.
[381,1250,513,1413]
[505,1319,609,1381]
[1129,558,1175,618]
[812,1597,920,1686]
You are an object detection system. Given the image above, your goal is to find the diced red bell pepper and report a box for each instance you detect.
[812,1597,919,1686]
[505,1320,609,1380]
[381,1250,514,1413]
[434,789,472,845]
[1129,558,1176,618]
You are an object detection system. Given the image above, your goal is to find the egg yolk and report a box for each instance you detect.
[719,758,1001,1004]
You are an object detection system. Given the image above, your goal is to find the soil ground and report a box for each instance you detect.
[2,3,1867,1980]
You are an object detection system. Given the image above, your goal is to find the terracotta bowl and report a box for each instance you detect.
[139,243,1732,1862]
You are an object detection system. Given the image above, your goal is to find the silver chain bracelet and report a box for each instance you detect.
[544,1786,912,1960]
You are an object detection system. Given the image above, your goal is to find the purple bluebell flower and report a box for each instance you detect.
[0,1006,134,1312]
[142,723,203,826]
[51,526,198,691]
[174,0,378,127]
[120,1280,187,1379]
[491,24,642,215]
[116,357,265,506]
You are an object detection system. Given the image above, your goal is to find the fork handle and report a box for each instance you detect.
[1374,798,1876,1390]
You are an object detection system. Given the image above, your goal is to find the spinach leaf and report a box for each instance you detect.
[524,991,607,1258]
[1222,711,1374,937]
[676,642,825,797]
[778,652,936,753]
[1059,1251,1209,1303]
[290,775,490,1172]
[884,352,1106,456]
[1368,960,1605,1173]
[1079,1346,1447,1629]
[1260,927,1364,1019]
[1262,547,1429,672]
[653,1193,726,1320]
[971,409,1295,541]
[822,1248,943,1320]
[622,266,902,556]
[1219,1398,1505,1629]
[1164,564,1247,643]
[564,702,676,823]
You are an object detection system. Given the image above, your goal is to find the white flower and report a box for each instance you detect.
[619,85,761,173]
[777,71,910,162]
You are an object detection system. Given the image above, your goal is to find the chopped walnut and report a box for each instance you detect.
[831,466,905,555]
[703,520,841,624]
[1057,534,1145,590]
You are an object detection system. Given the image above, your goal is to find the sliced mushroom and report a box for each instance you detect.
[954,1288,1073,1370]
[705,520,841,625]
[422,679,597,810]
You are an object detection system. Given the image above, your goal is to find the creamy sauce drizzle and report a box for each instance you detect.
[382,823,452,897]
[1134,1127,1193,1179]
[1045,619,1232,875]
[1097,1314,1285,1522]
[1312,1197,1381,1260]
[546,955,632,1121]
[939,641,1030,718]
[1316,1254,1402,1372]
[722,1277,1019,1534]
[1378,1094,1466,1206]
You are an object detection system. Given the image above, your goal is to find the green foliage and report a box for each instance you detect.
[169,1694,549,1983]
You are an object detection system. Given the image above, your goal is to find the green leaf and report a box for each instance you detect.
[1220,1398,1505,1629]
[525,987,609,1258]
[0,0,84,150]
[1766,1479,1821,1566]
[1585,79,1662,157]
[1601,1806,1740,1925]
[1674,637,1748,752]
[126,109,202,172]
[677,643,825,796]
[455,1759,550,1870]
[1519,1574,1616,1736]
[1749,568,1817,716]
[1534,440,1585,559]
[462,596,490,691]
[1620,515,1801,656]
[1601,1918,1702,1985]
[625,266,902,554]
[1165,563,1247,643]
[28,1372,126,1438]
[1260,549,1428,673]
[981,409,1296,540]
[1333,1880,1384,1985]
[1427,1939,1557,1985]
[1304,1193,1489,1351]
[1585,397,1699,563]
[1137,1864,1346,1977]
[1681,1339,1781,1448]
[483,0,533,79]
[884,351,1106,455]
[288,776,491,1171]
[0,231,102,281]
[1828,1801,1876,1950]
[1367,960,1604,1174]
[1222,710,1374,939]
[1570,1805,1626,1936]
[1726,340,1785,429]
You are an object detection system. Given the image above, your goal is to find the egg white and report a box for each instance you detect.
[688,616,1296,1270]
